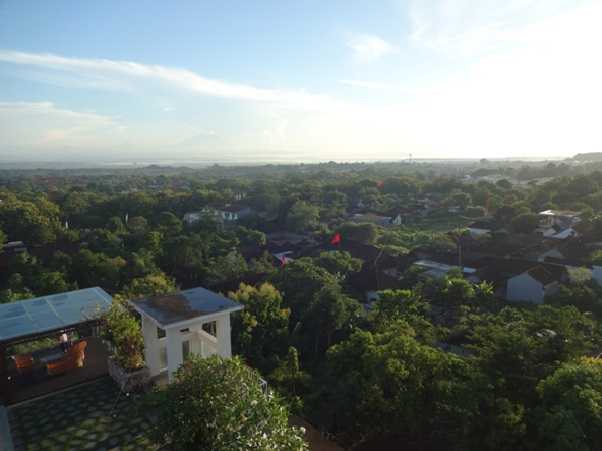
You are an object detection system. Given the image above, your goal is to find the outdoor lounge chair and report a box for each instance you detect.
[46,340,87,376]
[14,354,34,376]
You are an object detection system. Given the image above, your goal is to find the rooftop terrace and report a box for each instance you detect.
[7,377,157,451]
[130,286,242,328]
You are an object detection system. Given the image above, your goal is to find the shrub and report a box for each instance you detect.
[151,355,307,451]
[103,299,144,371]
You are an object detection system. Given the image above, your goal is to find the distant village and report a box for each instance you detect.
[174,191,596,307]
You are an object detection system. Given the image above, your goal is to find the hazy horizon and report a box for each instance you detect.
[1,0,601,162]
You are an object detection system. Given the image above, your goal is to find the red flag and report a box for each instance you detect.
[330,232,342,245]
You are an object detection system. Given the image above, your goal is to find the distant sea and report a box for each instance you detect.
[0,155,567,170]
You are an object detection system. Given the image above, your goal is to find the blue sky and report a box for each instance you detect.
[0,0,600,162]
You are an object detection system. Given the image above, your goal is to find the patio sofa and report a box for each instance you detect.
[46,340,87,376]
[14,354,34,376]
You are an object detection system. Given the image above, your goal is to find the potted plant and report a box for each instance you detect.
[103,298,150,391]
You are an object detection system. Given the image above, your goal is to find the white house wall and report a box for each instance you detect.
[593,266,602,286]
[506,273,545,304]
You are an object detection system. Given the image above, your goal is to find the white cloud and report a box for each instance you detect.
[0,50,330,110]
[346,34,399,63]
[0,101,117,151]
[339,79,393,90]
[1,2,601,162]
[408,0,591,56]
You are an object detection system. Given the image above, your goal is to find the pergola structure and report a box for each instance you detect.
[0,287,113,402]
[129,287,243,382]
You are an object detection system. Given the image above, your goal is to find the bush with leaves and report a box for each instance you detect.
[102,299,144,371]
[230,282,291,374]
[151,355,308,451]
[536,357,602,450]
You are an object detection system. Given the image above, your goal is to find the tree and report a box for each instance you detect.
[546,282,602,318]
[102,299,144,371]
[0,199,59,245]
[449,191,472,209]
[151,356,307,451]
[319,321,479,449]
[0,227,5,247]
[567,176,598,197]
[34,271,75,296]
[337,222,378,245]
[230,283,291,374]
[106,216,126,234]
[205,251,248,288]
[591,249,602,266]
[468,305,599,406]
[465,206,486,217]
[495,205,517,224]
[496,179,512,190]
[272,258,338,322]
[382,177,419,196]
[127,215,148,233]
[157,211,183,235]
[269,346,311,409]
[314,251,362,279]
[123,272,177,299]
[286,201,319,233]
[236,226,267,247]
[160,234,207,283]
[85,228,123,256]
[71,249,126,291]
[372,289,435,342]
[511,212,539,234]
[246,251,276,279]
[536,357,602,450]
[303,283,361,357]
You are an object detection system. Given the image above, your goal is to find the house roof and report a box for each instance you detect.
[220,203,251,213]
[3,241,25,248]
[539,209,581,218]
[349,213,391,225]
[413,259,477,274]
[525,266,556,286]
[467,219,497,230]
[474,257,566,288]
[129,286,243,328]
[0,287,112,344]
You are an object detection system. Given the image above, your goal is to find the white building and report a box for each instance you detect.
[184,205,252,225]
[129,287,243,382]
[539,210,581,228]
[218,205,252,222]
[506,266,559,304]
[467,227,491,238]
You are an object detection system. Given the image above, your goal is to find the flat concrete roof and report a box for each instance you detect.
[129,286,242,327]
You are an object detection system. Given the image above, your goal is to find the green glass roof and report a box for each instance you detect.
[0,287,112,343]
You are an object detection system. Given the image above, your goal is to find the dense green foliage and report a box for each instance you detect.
[150,356,307,451]
[3,161,602,449]
[102,298,145,371]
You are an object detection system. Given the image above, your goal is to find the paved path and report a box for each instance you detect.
[0,406,15,451]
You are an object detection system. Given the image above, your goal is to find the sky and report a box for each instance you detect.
[0,0,601,163]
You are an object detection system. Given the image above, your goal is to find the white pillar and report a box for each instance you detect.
[141,315,161,377]
[166,328,183,382]
[216,314,232,358]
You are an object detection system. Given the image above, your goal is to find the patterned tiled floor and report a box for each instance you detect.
[8,377,157,451]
